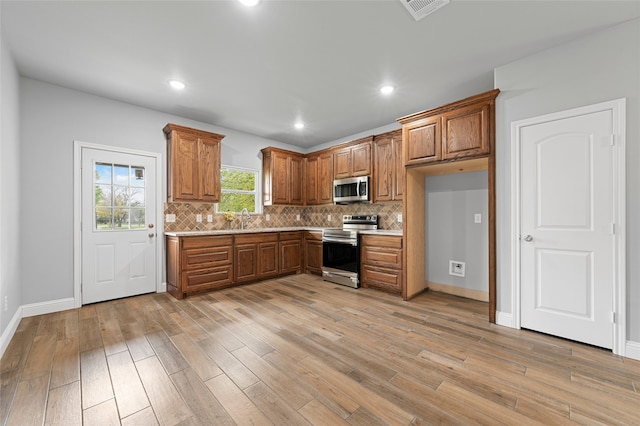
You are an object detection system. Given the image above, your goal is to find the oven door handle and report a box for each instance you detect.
[322,237,357,246]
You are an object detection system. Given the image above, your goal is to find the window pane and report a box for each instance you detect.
[95,163,112,184]
[113,186,128,206]
[95,185,112,206]
[130,208,145,229]
[113,208,129,228]
[221,169,255,191]
[114,164,129,186]
[219,192,255,213]
[96,207,112,230]
[130,188,144,207]
[130,167,145,187]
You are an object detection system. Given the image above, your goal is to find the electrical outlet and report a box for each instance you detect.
[449,260,465,277]
[165,214,176,223]
[397,214,403,223]
[196,214,202,222]
[327,214,332,221]
[296,214,301,221]
[265,214,270,221]
[474,213,481,223]
[207,214,213,222]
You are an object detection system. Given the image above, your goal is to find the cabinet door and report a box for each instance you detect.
[272,152,290,204]
[289,155,304,205]
[305,240,322,275]
[442,103,490,160]
[404,115,441,166]
[374,137,394,202]
[318,151,334,204]
[351,142,371,177]
[333,147,352,180]
[173,132,200,200]
[234,244,258,282]
[393,138,403,200]
[258,242,279,278]
[280,232,302,274]
[199,137,221,202]
[305,156,319,205]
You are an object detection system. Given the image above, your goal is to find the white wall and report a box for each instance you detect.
[0,33,22,340]
[425,171,488,292]
[494,19,640,342]
[19,77,299,306]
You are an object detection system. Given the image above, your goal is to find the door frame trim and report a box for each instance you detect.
[510,98,626,355]
[73,141,164,307]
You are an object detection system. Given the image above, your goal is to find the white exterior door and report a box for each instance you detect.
[519,108,616,349]
[81,148,157,304]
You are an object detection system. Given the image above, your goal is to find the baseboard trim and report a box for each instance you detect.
[625,340,640,361]
[21,297,76,318]
[495,311,515,328]
[159,282,167,292]
[0,306,23,358]
[427,281,488,302]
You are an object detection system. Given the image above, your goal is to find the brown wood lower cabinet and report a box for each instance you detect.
[304,231,323,275]
[166,231,301,299]
[279,231,303,275]
[360,234,403,294]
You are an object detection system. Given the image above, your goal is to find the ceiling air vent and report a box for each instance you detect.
[400,0,450,21]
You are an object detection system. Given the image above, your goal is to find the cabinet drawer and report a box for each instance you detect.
[181,235,233,250]
[362,247,402,269]
[183,266,233,291]
[280,231,303,241]
[361,235,402,249]
[361,266,402,294]
[182,246,232,270]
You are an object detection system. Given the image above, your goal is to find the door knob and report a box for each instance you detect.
[523,235,533,242]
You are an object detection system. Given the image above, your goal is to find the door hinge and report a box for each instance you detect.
[611,312,615,323]
[611,223,615,235]
[610,135,615,146]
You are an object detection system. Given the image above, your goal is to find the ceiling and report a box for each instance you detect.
[2,1,639,148]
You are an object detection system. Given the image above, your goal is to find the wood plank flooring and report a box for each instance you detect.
[1,274,639,425]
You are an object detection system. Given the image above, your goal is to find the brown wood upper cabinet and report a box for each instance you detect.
[333,137,373,180]
[305,150,334,205]
[398,89,499,167]
[164,123,224,203]
[262,147,304,206]
[373,129,403,202]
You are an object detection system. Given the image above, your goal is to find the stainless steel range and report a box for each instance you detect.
[322,215,378,288]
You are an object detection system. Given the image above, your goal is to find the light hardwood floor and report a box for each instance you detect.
[1,274,639,425]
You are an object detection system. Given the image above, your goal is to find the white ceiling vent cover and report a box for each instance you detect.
[401,0,450,21]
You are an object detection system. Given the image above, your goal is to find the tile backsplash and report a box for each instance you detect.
[163,202,403,232]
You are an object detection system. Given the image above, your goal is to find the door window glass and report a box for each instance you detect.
[94,162,146,230]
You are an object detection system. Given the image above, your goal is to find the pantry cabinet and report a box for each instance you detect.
[333,137,373,180]
[361,234,403,295]
[164,123,224,202]
[262,147,304,206]
[373,129,403,202]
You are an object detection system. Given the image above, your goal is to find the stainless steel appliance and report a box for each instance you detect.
[322,214,378,288]
[333,176,370,204]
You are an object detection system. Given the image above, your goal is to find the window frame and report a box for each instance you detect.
[215,164,262,214]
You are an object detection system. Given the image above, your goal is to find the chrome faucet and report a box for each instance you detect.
[240,208,251,230]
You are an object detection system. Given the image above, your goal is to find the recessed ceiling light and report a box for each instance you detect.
[238,0,260,6]
[294,122,305,130]
[169,80,186,90]
[380,85,395,95]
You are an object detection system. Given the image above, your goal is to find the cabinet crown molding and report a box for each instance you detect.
[163,123,225,141]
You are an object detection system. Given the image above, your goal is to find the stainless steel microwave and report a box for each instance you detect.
[333,176,370,204]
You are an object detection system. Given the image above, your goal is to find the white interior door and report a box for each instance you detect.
[81,148,157,304]
[520,109,615,349]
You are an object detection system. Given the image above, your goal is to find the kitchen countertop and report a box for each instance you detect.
[165,227,402,237]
